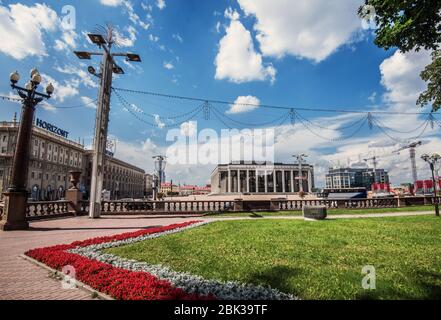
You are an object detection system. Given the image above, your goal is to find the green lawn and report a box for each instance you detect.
[204,205,435,218]
[106,216,441,300]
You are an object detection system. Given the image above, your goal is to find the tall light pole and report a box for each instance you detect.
[1,69,54,231]
[153,155,167,199]
[421,153,440,217]
[74,27,141,218]
[293,154,308,193]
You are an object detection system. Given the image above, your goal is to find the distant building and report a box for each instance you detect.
[82,151,145,200]
[160,182,179,195]
[211,161,314,194]
[0,119,84,201]
[179,184,211,196]
[414,179,441,195]
[325,167,389,191]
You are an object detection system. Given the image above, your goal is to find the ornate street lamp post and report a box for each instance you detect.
[1,69,54,231]
[421,153,441,217]
[153,155,167,200]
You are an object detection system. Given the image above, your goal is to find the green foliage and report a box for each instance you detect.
[417,50,441,111]
[359,0,441,111]
[359,0,441,52]
[107,216,441,299]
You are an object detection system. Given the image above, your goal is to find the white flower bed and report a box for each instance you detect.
[70,221,298,300]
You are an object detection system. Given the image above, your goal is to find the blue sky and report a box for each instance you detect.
[0,0,439,186]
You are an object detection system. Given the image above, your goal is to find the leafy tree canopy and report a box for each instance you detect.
[359,0,441,111]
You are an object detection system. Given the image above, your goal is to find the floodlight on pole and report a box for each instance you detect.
[421,153,440,217]
[75,28,141,219]
[126,53,142,62]
[74,51,92,60]
[88,33,107,45]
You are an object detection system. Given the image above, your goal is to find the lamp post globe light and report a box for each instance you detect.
[1,69,54,231]
[421,153,441,217]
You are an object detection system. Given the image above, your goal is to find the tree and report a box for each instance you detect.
[359,0,441,111]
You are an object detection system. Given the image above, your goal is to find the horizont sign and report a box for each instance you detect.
[36,118,69,138]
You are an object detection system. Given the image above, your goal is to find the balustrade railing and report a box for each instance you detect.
[0,196,438,221]
[26,201,72,220]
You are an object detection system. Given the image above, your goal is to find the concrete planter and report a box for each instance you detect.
[303,205,327,221]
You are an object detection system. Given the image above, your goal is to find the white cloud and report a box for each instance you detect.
[41,74,79,103]
[227,96,260,114]
[149,34,159,42]
[114,25,137,47]
[100,0,124,6]
[100,0,150,30]
[237,0,364,62]
[54,29,78,52]
[380,49,432,110]
[156,0,166,10]
[0,3,58,60]
[54,64,98,89]
[163,61,174,70]
[215,8,276,83]
[154,114,165,129]
[80,96,97,109]
[172,33,183,43]
[215,21,221,33]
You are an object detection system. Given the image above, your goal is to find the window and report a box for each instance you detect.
[1,147,6,153]
[2,135,6,142]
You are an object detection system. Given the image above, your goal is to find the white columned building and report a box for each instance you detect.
[210,161,315,194]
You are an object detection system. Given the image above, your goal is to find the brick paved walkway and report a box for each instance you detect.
[0,211,434,300]
[0,215,198,300]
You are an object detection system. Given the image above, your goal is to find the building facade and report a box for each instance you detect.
[0,118,145,201]
[211,161,315,194]
[0,120,84,200]
[82,151,145,200]
[325,167,390,190]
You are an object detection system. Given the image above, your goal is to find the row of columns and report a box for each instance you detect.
[225,169,313,193]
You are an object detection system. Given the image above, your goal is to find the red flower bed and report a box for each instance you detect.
[25,221,214,300]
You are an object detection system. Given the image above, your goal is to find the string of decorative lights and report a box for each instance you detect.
[113,89,440,144]
[372,115,432,134]
[294,111,369,131]
[0,94,98,109]
[112,87,439,116]
[370,117,431,143]
[295,113,369,142]
[112,88,203,120]
[210,105,291,127]
[114,88,203,128]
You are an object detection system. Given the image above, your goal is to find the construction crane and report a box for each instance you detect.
[393,141,423,184]
[363,156,378,183]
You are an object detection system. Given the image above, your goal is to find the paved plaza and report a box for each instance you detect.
[0,215,200,300]
[0,211,434,300]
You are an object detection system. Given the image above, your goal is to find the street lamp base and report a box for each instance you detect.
[1,191,29,231]
[0,220,29,231]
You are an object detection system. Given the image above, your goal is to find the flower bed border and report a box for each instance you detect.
[25,221,296,300]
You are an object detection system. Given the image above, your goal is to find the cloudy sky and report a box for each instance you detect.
[0,0,439,187]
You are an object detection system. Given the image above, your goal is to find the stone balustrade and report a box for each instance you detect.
[0,196,439,221]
